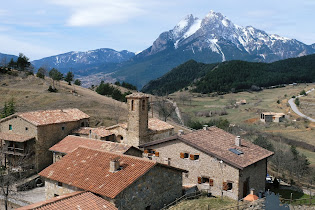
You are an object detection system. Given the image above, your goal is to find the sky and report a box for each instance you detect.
[0,0,314,60]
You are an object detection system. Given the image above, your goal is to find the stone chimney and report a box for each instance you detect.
[250,188,255,195]
[235,136,241,147]
[203,125,208,130]
[178,130,184,135]
[109,158,120,172]
[89,129,92,139]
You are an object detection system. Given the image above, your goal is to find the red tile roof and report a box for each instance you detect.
[0,132,34,142]
[72,127,113,137]
[18,108,89,126]
[49,135,136,154]
[40,147,185,199]
[39,147,157,198]
[17,191,117,210]
[140,127,274,169]
[148,118,174,131]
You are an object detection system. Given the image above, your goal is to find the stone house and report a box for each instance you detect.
[0,109,89,172]
[71,93,175,147]
[17,191,117,210]
[260,112,285,123]
[49,135,142,163]
[39,147,186,210]
[140,126,274,200]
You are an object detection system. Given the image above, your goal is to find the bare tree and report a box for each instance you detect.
[154,97,176,122]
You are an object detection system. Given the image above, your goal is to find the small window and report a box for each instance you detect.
[142,99,146,111]
[145,206,151,210]
[180,152,190,159]
[9,125,12,130]
[81,122,84,127]
[223,182,233,191]
[58,182,62,186]
[25,127,28,131]
[54,194,59,197]
[227,183,233,190]
[131,100,134,111]
[62,126,65,131]
[190,154,199,160]
[184,153,189,158]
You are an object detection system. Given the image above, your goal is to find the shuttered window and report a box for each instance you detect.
[155,152,159,157]
[197,177,202,184]
[180,153,184,159]
[223,182,228,191]
[209,179,214,186]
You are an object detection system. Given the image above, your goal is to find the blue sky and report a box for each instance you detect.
[1,0,314,60]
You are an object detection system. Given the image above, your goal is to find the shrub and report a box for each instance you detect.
[48,85,57,92]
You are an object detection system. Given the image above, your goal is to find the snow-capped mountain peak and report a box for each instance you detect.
[141,10,314,63]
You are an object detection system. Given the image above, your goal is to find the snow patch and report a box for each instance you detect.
[208,39,226,61]
[182,19,202,39]
[221,19,229,27]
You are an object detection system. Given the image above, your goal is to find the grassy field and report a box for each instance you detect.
[0,74,128,127]
[170,84,315,146]
[169,196,237,210]
[169,84,315,170]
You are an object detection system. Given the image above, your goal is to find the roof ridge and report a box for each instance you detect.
[76,146,157,164]
[65,135,132,147]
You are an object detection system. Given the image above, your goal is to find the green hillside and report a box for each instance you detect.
[142,54,315,95]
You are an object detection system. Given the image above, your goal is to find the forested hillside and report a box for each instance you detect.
[142,54,315,95]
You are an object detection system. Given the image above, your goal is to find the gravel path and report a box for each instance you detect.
[288,88,315,122]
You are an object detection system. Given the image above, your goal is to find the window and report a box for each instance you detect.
[9,125,12,130]
[81,122,84,127]
[142,99,146,111]
[25,127,28,131]
[197,177,213,186]
[144,149,159,157]
[190,154,199,160]
[58,182,62,186]
[223,182,233,191]
[180,152,189,159]
[164,158,170,165]
[61,126,65,131]
[131,100,134,111]
[145,206,151,210]
[54,194,59,197]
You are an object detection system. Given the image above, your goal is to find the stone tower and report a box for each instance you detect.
[125,93,149,146]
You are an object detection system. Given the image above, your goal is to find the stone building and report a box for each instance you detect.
[71,93,175,147]
[39,147,186,210]
[0,109,89,171]
[49,135,142,162]
[260,112,286,123]
[140,126,274,200]
[17,191,117,210]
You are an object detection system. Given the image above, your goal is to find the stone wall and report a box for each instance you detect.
[44,179,81,200]
[143,140,241,200]
[0,117,37,137]
[114,165,183,210]
[36,119,88,171]
[239,159,267,198]
[149,129,175,142]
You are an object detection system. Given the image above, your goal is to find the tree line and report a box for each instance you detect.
[143,54,315,95]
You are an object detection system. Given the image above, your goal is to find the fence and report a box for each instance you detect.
[280,197,315,206]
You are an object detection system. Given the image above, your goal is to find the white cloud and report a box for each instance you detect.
[49,0,147,26]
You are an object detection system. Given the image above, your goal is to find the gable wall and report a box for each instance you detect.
[0,116,37,137]
[114,165,182,210]
[144,140,241,200]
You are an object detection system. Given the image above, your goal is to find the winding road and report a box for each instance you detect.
[288,88,315,122]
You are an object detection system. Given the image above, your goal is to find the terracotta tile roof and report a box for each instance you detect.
[49,135,135,154]
[148,118,174,131]
[92,127,114,137]
[106,123,128,130]
[18,108,90,126]
[39,147,156,199]
[72,127,92,135]
[125,92,149,99]
[140,127,274,169]
[17,191,117,210]
[72,127,113,137]
[0,132,34,142]
[39,147,185,199]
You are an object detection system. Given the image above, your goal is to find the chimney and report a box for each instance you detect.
[203,125,208,130]
[89,129,92,139]
[250,188,255,195]
[109,158,120,172]
[235,136,241,147]
[178,130,184,135]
